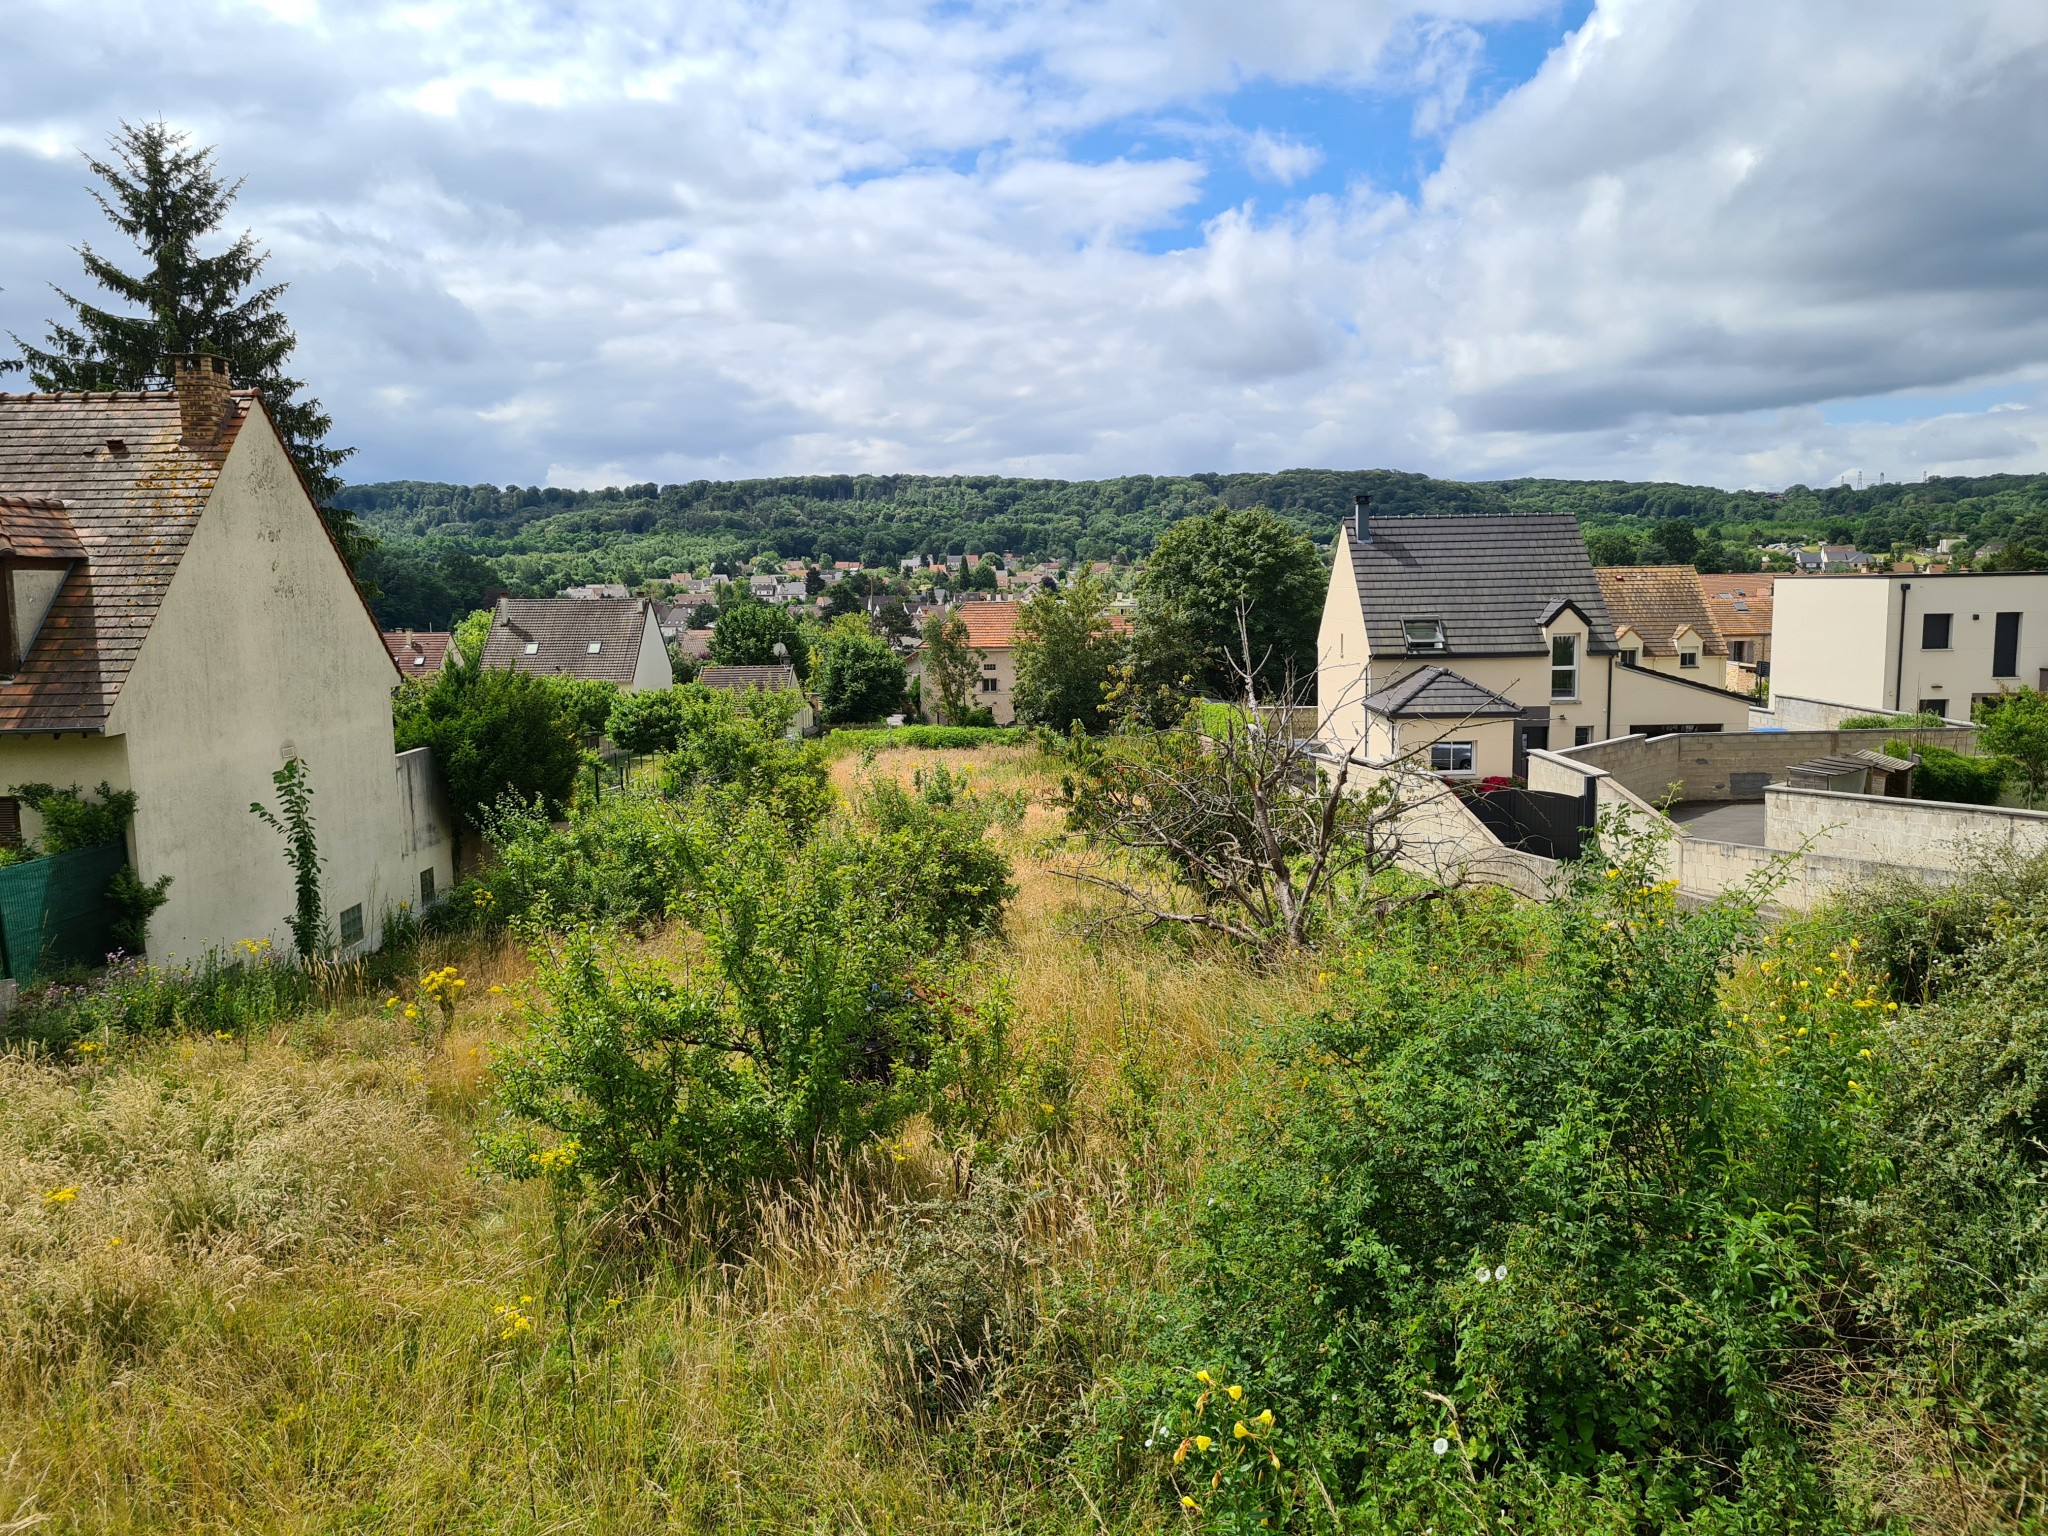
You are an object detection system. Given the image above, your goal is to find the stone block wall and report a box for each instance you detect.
[1765,784,2048,871]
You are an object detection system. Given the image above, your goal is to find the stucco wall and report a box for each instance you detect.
[632,608,675,692]
[107,407,438,962]
[393,747,456,909]
[1765,783,2048,870]
[1768,579,1895,712]
[0,736,133,852]
[1316,524,1371,750]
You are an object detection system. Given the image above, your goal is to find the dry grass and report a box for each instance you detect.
[0,746,1302,1533]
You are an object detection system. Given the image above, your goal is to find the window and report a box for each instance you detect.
[1550,634,1579,699]
[419,868,436,906]
[1519,723,1550,753]
[0,796,19,848]
[338,903,365,947]
[523,641,539,655]
[1574,726,1594,746]
[979,677,999,692]
[1921,612,1953,650]
[586,641,603,654]
[1403,618,1446,653]
[1679,650,1700,669]
[1917,698,1949,719]
[1429,741,1475,774]
[1994,612,2022,677]
[1620,648,1638,667]
[1728,640,1751,664]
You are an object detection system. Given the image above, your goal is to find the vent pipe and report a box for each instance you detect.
[1352,492,1372,545]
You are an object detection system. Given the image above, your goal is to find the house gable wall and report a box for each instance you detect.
[1317,524,1373,749]
[633,606,676,692]
[105,406,441,961]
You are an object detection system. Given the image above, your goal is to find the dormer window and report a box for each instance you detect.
[0,496,85,677]
[1402,618,1446,653]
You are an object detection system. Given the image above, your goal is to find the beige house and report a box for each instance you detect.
[480,597,673,691]
[905,598,1130,725]
[0,356,453,964]
[1595,566,1728,688]
[1769,571,2048,721]
[1318,505,1754,780]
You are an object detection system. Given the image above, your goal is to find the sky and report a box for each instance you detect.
[2,0,2046,492]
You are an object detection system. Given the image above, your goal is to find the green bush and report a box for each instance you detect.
[462,793,696,931]
[1840,711,1945,729]
[478,800,1001,1219]
[847,762,1021,947]
[657,685,832,834]
[395,666,583,826]
[824,725,1024,753]
[813,616,905,725]
[542,676,621,740]
[0,949,316,1054]
[10,781,137,853]
[605,687,688,754]
[1892,739,2007,804]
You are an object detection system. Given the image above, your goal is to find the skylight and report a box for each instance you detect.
[1402,618,1446,652]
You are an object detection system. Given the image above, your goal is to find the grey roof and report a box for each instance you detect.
[1362,664,1523,719]
[698,664,800,692]
[481,597,654,684]
[1350,514,1618,658]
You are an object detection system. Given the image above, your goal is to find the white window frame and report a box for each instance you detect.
[1403,618,1446,653]
[1429,740,1476,775]
[1679,650,1700,669]
[1550,634,1580,700]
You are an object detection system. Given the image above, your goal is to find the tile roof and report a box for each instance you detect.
[951,598,1130,651]
[1349,514,1619,658]
[481,597,655,684]
[0,496,88,560]
[1362,664,1524,719]
[384,630,454,676]
[698,664,800,692]
[1594,565,1726,657]
[0,389,253,732]
[1701,573,1774,639]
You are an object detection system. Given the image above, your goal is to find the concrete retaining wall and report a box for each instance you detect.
[1765,783,2048,870]
[1760,694,1946,730]
[1535,726,1979,805]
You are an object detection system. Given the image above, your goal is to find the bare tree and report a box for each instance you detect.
[1051,620,1455,956]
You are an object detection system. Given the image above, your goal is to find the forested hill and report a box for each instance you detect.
[340,468,2048,629]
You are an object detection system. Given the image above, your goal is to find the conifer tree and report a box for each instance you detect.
[4,120,369,566]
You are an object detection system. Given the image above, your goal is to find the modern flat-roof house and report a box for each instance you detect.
[480,597,673,691]
[1769,571,2048,720]
[1318,504,1754,780]
[0,356,453,966]
[1595,566,1728,689]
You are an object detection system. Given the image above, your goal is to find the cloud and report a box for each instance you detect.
[0,0,2043,490]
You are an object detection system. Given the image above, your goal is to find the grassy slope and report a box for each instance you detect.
[0,747,1318,1533]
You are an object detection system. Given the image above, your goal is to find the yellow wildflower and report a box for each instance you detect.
[1193,1435,1211,1452]
[43,1186,78,1205]
[1227,1384,1244,1401]
[1234,1420,1250,1439]
[1258,1408,1275,1427]
[1195,1369,1214,1386]
[1181,1496,1201,1512]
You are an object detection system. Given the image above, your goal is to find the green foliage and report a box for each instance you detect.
[478,798,1005,1219]
[823,725,1024,752]
[10,781,138,854]
[813,616,905,725]
[1131,505,1324,701]
[248,758,323,959]
[1840,711,1944,729]
[1975,686,2048,805]
[542,676,621,740]
[655,684,832,834]
[1891,739,2007,804]
[848,762,1021,948]
[463,793,696,932]
[451,606,492,666]
[106,866,172,956]
[1010,574,1121,733]
[0,947,313,1054]
[4,120,360,554]
[710,597,811,681]
[394,665,583,827]
[605,687,688,754]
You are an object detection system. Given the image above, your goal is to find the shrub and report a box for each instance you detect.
[479,801,995,1221]
[541,676,621,740]
[606,687,687,754]
[1840,711,1944,729]
[395,666,583,826]
[812,617,905,725]
[848,762,1020,947]
[657,685,832,834]
[824,725,1024,752]
[1975,686,2048,805]
[464,792,696,931]
[1893,739,2006,804]
[10,781,136,852]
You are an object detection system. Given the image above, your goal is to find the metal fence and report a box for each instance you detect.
[0,840,128,982]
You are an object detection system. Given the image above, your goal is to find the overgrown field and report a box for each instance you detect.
[3,744,2046,1533]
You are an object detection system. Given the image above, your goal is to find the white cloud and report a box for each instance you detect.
[0,0,2044,490]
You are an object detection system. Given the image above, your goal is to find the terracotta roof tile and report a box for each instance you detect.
[1595,565,1726,657]
[1700,572,1774,640]
[0,390,250,732]
[950,598,1129,651]
[384,630,454,676]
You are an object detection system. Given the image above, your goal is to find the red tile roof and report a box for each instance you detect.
[699,664,801,692]
[384,630,454,676]
[950,599,1130,651]
[0,496,88,560]
[1595,565,1726,657]
[0,390,253,732]
[1700,573,1774,640]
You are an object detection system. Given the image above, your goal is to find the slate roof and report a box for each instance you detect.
[1594,566,1726,657]
[1349,514,1618,658]
[481,597,654,684]
[698,664,801,692]
[1361,664,1524,719]
[0,389,253,732]
[384,630,454,676]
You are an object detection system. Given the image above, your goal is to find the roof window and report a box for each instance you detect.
[587,641,602,654]
[1403,618,1446,653]
[523,641,539,655]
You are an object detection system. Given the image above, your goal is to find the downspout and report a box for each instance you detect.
[1604,644,1615,741]
[1892,581,1912,713]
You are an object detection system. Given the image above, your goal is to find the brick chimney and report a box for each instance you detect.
[171,353,232,446]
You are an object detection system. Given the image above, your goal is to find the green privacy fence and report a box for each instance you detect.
[0,840,128,982]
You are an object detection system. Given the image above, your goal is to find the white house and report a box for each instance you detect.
[0,355,454,965]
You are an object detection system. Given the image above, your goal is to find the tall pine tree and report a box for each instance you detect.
[4,120,370,568]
